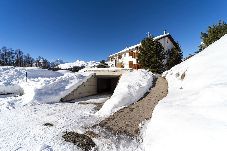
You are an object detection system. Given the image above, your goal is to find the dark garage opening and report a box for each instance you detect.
[97,76,119,94]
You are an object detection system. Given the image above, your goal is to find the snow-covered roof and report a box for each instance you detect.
[109,33,170,57]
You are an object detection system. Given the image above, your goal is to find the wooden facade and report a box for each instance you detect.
[133,64,141,70]
[116,62,124,68]
[129,61,141,69]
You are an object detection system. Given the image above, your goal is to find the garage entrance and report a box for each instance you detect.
[61,73,122,102]
[97,76,119,94]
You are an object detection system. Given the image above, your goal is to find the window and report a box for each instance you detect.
[129,51,133,57]
[129,61,133,68]
[132,52,135,58]
[135,52,139,58]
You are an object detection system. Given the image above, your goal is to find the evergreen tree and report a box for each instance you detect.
[68,66,85,72]
[97,60,109,68]
[138,36,166,74]
[166,43,183,70]
[200,20,227,49]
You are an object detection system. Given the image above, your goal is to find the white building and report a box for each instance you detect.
[108,31,178,69]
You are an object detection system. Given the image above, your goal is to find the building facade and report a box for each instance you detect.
[108,31,177,69]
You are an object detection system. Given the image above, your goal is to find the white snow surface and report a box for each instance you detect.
[0,94,139,151]
[0,67,145,151]
[0,67,92,110]
[2,35,227,150]
[0,101,100,151]
[96,69,154,117]
[141,35,227,151]
[58,60,99,69]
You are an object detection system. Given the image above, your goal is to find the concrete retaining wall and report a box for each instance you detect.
[61,75,97,102]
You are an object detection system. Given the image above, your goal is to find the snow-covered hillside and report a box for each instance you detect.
[0,67,92,110]
[58,60,99,69]
[0,66,149,151]
[0,67,154,151]
[141,35,227,151]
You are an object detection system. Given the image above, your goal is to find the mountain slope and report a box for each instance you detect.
[58,60,99,69]
[141,35,227,151]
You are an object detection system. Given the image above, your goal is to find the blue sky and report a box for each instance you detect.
[0,0,226,62]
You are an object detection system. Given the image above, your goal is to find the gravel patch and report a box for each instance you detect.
[94,76,168,137]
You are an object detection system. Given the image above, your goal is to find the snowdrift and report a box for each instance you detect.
[0,67,92,110]
[96,70,154,117]
[0,67,27,95]
[141,35,227,151]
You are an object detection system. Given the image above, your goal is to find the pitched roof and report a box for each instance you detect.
[109,33,177,57]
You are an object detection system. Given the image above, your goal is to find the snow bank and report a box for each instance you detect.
[96,70,154,117]
[141,35,227,151]
[0,67,26,95]
[0,67,92,110]
[33,72,92,103]
[58,60,99,69]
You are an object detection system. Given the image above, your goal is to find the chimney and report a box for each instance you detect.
[164,30,167,35]
[147,32,150,37]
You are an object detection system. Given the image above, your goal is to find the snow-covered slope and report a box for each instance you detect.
[141,35,227,151]
[96,70,154,117]
[0,67,137,150]
[58,60,99,69]
[0,67,92,110]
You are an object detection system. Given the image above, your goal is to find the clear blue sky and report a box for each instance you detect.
[0,0,226,62]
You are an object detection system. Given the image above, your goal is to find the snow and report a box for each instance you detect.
[32,73,92,103]
[0,94,139,151]
[96,69,154,117]
[140,35,227,151]
[0,67,92,110]
[1,34,227,151]
[0,102,98,151]
[0,66,143,150]
[58,60,99,69]
[75,94,111,104]
[109,43,141,57]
